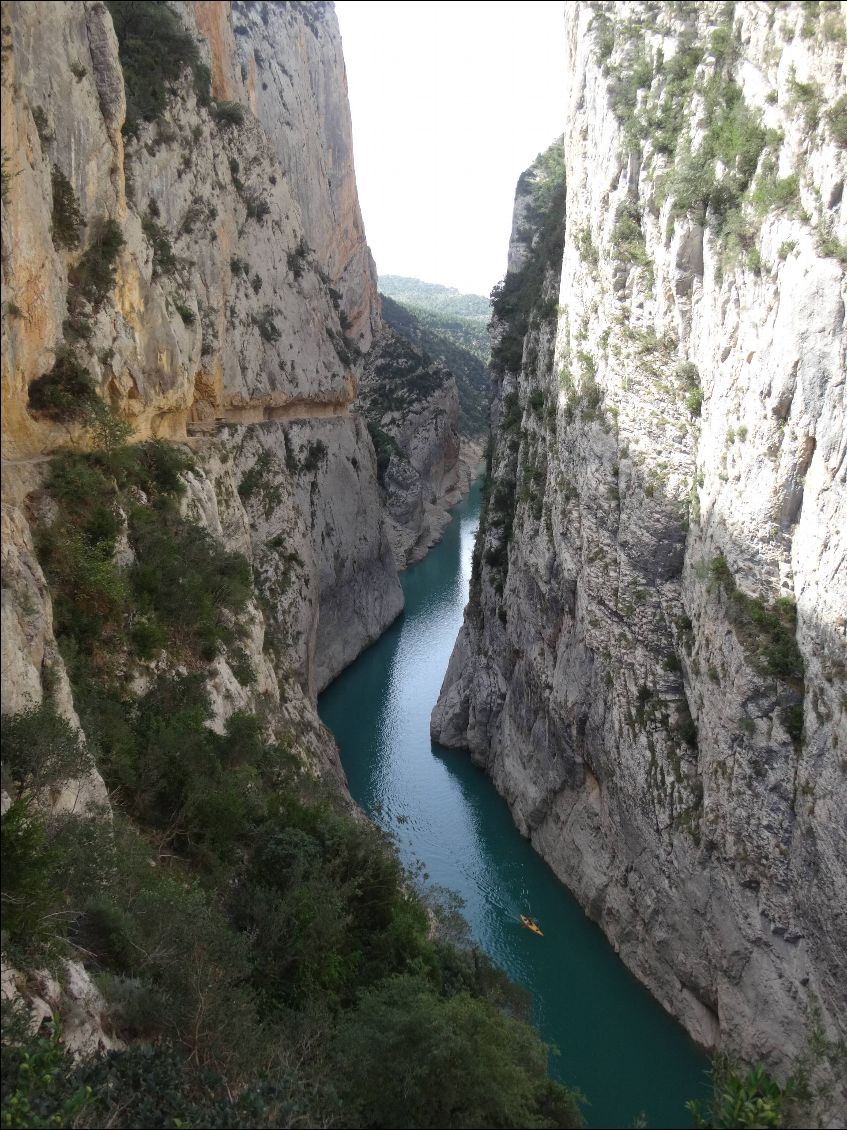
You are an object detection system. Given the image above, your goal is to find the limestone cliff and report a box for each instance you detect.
[433,2,846,1115]
[0,0,407,764]
[361,323,464,567]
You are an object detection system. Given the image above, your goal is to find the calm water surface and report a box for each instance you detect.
[319,481,708,1128]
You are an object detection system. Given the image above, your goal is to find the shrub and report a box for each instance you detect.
[2,703,90,795]
[780,704,804,744]
[709,557,804,681]
[32,104,52,145]
[244,192,270,222]
[27,349,99,421]
[528,389,545,416]
[302,440,328,473]
[213,100,245,127]
[333,974,583,1129]
[688,1058,786,1129]
[174,300,195,324]
[686,385,704,416]
[0,1018,94,1128]
[35,443,201,663]
[192,62,212,108]
[287,238,310,279]
[787,71,823,132]
[142,211,177,275]
[574,225,598,266]
[253,306,281,343]
[128,507,252,660]
[366,419,399,480]
[107,1,202,135]
[70,218,124,308]
[828,94,847,147]
[0,800,63,955]
[751,171,799,214]
[51,166,83,249]
[612,199,651,267]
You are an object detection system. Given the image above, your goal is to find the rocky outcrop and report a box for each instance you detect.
[434,2,846,1115]
[360,325,464,567]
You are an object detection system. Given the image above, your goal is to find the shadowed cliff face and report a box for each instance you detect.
[433,3,846,1118]
[360,325,465,568]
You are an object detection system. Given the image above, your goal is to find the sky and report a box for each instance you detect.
[335,1,567,297]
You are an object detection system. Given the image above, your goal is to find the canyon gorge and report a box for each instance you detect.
[1,2,845,1127]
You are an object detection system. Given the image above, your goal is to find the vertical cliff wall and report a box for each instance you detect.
[1,0,405,783]
[434,1,846,1112]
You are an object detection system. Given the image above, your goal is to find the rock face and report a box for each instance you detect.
[0,0,406,743]
[433,1,846,1114]
[361,324,465,567]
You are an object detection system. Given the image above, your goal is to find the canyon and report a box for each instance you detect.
[2,1,846,1126]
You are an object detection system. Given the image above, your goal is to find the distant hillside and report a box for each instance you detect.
[380,294,490,437]
[379,275,490,320]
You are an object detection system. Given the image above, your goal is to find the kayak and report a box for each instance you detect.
[520,914,543,937]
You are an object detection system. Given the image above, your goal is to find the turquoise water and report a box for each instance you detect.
[319,481,709,1128]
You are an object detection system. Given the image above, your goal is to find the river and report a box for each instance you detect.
[319,480,708,1128]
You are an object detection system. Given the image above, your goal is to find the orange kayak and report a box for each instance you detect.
[520,914,544,937]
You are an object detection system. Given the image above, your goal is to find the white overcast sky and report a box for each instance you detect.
[335,1,567,297]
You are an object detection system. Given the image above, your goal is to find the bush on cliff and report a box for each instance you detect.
[106,1,205,136]
[3,436,583,1128]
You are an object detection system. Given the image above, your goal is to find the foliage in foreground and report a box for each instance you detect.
[1,720,582,1127]
[2,437,583,1128]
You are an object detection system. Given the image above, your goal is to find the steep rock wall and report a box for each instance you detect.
[434,2,846,1113]
[361,324,464,567]
[1,0,402,714]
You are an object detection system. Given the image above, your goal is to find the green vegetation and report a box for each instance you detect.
[589,7,818,273]
[33,441,251,676]
[363,327,452,424]
[106,1,209,136]
[687,1057,791,1129]
[379,293,490,436]
[174,300,195,324]
[287,238,310,279]
[367,417,401,480]
[69,218,124,309]
[379,275,490,320]
[828,94,847,147]
[574,225,599,267]
[243,191,270,222]
[3,442,583,1128]
[709,556,804,683]
[1,148,14,200]
[32,104,52,145]
[237,450,283,517]
[490,141,566,374]
[213,100,246,128]
[787,71,823,132]
[27,349,99,421]
[253,305,281,343]
[817,228,847,266]
[141,210,177,276]
[50,166,83,250]
[612,199,651,269]
[676,361,704,417]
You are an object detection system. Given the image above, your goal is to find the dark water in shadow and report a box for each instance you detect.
[319,481,708,1128]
